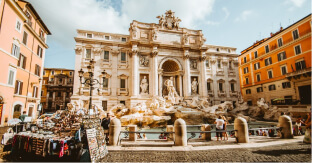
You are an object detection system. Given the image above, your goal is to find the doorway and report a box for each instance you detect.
[298,85,311,104]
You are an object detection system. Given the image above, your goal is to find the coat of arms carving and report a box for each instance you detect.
[157,10,181,30]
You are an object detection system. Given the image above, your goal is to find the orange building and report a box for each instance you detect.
[239,14,311,106]
[0,0,51,125]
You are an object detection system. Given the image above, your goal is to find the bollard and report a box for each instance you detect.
[174,118,187,146]
[109,118,121,146]
[128,125,137,141]
[234,117,249,143]
[201,124,211,141]
[166,125,174,141]
[278,115,293,138]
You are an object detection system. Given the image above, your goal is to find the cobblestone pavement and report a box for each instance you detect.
[102,142,311,162]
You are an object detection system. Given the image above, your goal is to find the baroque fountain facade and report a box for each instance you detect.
[70,10,245,126]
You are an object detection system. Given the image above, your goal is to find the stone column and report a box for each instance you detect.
[111,50,119,96]
[158,71,163,97]
[183,50,191,98]
[128,125,137,141]
[166,125,174,141]
[201,124,211,141]
[174,118,187,146]
[234,117,249,143]
[199,55,207,97]
[109,118,121,146]
[151,51,158,96]
[278,115,293,139]
[131,51,139,96]
[178,75,183,96]
[52,92,56,108]
[46,91,49,108]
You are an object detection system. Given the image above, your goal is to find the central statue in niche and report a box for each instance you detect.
[164,77,180,104]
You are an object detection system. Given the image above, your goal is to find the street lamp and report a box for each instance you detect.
[78,59,107,117]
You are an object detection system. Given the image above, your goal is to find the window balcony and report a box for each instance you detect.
[230,91,238,97]
[207,90,214,97]
[286,67,311,80]
[117,88,128,96]
[218,90,226,97]
[100,88,111,96]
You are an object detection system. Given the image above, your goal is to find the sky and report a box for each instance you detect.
[27,0,311,69]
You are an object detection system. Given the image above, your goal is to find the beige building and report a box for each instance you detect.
[72,10,240,111]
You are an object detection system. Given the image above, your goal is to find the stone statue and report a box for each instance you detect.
[152,29,157,40]
[183,34,189,44]
[130,23,137,38]
[157,15,165,28]
[140,76,148,94]
[164,77,179,104]
[191,78,198,94]
[191,60,197,69]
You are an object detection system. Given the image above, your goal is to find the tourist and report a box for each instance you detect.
[137,133,142,139]
[101,113,111,143]
[143,133,147,140]
[159,133,164,139]
[295,116,305,135]
[214,115,224,141]
[19,111,27,122]
[268,125,275,137]
[221,116,228,140]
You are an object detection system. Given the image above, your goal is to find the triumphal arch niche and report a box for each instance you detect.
[73,10,240,110]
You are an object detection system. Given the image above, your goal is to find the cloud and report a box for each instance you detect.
[286,0,306,7]
[222,7,230,20]
[234,10,254,22]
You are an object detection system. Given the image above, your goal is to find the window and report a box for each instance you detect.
[277,52,286,61]
[33,86,38,98]
[39,29,44,40]
[265,57,272,66]
[268,84,276,91]
[103,78,108,88]
[294,45,301,55]
[22,31,28,45]
[245,77,249,84]
[244,57,247,63]
[295,60,306,71]
[282,82,291,89]
[281,65,287,75]
[37,45,43,58]
[86,49,91,59]
[278,38,283,47]
[292,29,299,40]
[230,83,235,91]
[15,19,21,32]
[35,64,41,76]
[105,36,109,40]
[104,51,109,60]
[205,60,209,68]
[217,60,221,68]
[267,69,273,79]
[246,89,251,94]
[57,92,61,97]
[8,67,16,86]
[87,33,92,38]
[254,62,260,70]
[207,82,211,91]
[69,78,72,83]
[229,61,232,69]
[120,79,126,88]
[121,37,127,42]
[18,54,26,69]
[256,87,263,93]
[14,80,23,95]
[218,82,223,91]
[243,67,249,74]
[43,71,45,76]
[102,101,107,111]
[51,70,54,75]
[121,52,126,62]
[254,51,258,58]
[69,71,73,76]
[265,45,269,53]
[216,48,219,52]
[11,43,20,58]
[256,73,261,82]
[120,101,126,105]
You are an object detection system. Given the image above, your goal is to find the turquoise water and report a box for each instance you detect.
[121,121,278,140]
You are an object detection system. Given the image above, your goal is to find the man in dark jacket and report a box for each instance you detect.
[101,113,111,143]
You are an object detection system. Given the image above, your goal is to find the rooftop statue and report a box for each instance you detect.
[157,10,181,30]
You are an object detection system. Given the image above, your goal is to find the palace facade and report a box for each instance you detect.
[239,14,311,106]
[72,10,240,111]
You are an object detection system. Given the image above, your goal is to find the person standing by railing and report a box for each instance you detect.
[214,115,224,141]
[101,113,111,144]
[222,116,228,141]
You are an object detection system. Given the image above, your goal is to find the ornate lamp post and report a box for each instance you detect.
[78,59,107,117]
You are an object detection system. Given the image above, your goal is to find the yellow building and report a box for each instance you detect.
[238,14,311,106]
[41,68,74,112]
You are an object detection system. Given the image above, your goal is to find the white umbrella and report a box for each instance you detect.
[7,118,22,125]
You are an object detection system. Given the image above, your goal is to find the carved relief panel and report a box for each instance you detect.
[139,55,149,67]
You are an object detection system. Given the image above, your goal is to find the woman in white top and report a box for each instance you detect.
[214,115,225,141]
